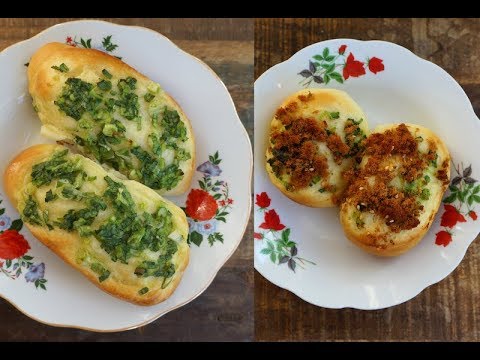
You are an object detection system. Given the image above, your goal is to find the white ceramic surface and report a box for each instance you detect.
[254,39,480,309]
[0,20,252,331]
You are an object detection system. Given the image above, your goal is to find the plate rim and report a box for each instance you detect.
[254,38,480,310]
[0,19,253,332]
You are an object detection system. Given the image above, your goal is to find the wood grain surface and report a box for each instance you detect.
[0,18,253,341]
[255,18,480,342]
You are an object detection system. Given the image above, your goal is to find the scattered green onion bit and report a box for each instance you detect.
[329,111,340,119]
[98,272,111,282]
[311,175,321,185]
[138,287,149,295]
[144,93,155,102]
[420,188,431,201]
[349,118,363,125]
[51,63,69,73]
[97,79,112,91]
[90,263,111,283]
[45,190,58,203]
[102,69,113,79]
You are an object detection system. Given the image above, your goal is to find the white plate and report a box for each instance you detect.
[0,20,252,331]
[254,39,480,310]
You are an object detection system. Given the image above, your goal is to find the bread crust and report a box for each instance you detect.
[28,42,195,196]
[4,144,189,305]
[340,123,451,256]
[265,88,368,207]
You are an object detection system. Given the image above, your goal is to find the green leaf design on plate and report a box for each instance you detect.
[330,72,344,83]
[9,219,23,231]
[189,230,203,246]
[443,193,457,203]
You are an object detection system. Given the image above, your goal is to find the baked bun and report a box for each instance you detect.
[340,123,451,256]
[4,144,189,305]
[266,88,369,207]
[28,42,195,196]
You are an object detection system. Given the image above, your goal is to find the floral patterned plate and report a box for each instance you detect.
[254,39,480,309]
[0,20,252,330]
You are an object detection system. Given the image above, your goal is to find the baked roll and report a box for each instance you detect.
[340,123,451,256]
[4,144,189,305]
[28,42,195,195]
[266,88,369,207]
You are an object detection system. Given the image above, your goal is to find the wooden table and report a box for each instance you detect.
[0,18,253,341]
[255,18,480,342]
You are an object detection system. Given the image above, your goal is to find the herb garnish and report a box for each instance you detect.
[95,176,178,278]
[54,72,190,191]
[131,147,184,191]
[23,150,180,281]
[420,188,431,201]
[161,108,188,142]
[344,118,367,156]
[31,149,85,187]
[54,78,95,120]
[45,190,58,203]
[138,287,149,295]
[91,262,110,282]
[144,93,155,102]
[116,77,139,121]
[51,63,69,73]
[22,196,43,226]
[329,111,340,119]
[102,69,113,79]
[97,79,112,91]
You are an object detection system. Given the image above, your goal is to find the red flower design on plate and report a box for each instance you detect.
[255,192,271,209]
[65,36,76,47]
[259,209,285,231]
[368,57,385,74]
[343,53,366,80]
[440,204,466,228]
[435,230,452,247]
[469,211,477,220]
[228,198,233,205]
[0,230,30,260]
[338,45,347,55]
[254,232,263,240]
[185,189,218,221]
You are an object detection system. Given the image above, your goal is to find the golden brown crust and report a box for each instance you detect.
[28,43,141,100]
[4,144,189,305]
[28,42,195,196]
[265,88,368,207]
[339,123,451,256]
[340,201,434,257]
[266,167,335,207]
